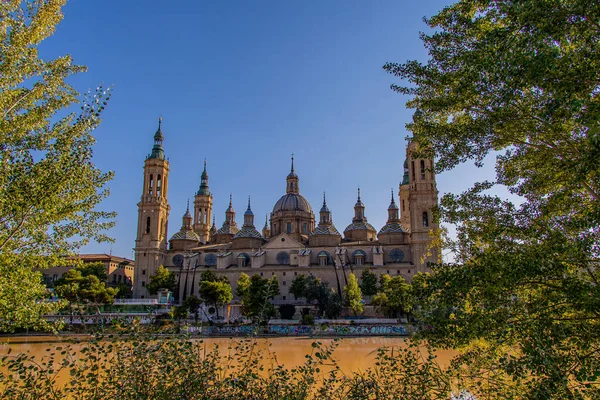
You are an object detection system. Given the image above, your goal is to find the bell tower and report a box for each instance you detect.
[404,119,439,271]
[193,159,213,243]
[133,118,171,298]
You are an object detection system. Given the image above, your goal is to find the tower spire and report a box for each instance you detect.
[291,153,295,174]
[149,117,165,160]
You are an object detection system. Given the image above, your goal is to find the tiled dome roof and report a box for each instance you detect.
[170,230,201,241]
[233,226,262,239]
[311,225,341,236]
[378,222,405,235]
[344,221,377,233]
[273,193,313,214]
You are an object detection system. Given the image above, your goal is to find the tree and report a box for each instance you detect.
[289,274,308,301]
[237,274,279,321]
[54,269,117,327]
[372,275,412,319]
[302,275,342,319]
[76,262,108,282]
[198,278,232,320]
[344,273,363,316]
[360,269,378,297]
[146,265,176,295]
[0,0,113,331]
[385,0,600,397]
[182,295,202,322]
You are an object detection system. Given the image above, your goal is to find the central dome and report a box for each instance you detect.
[272,193,313,214]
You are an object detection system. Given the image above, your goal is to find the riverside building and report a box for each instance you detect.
[133,118,439,302]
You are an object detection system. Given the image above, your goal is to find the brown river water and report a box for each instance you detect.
[0,336,456,389]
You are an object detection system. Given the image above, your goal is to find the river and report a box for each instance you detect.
[1,335,455,374]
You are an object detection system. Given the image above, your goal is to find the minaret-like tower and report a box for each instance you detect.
[404,110,439,269]
[214,194,239,244]
[286,155,299,194]
[193,159,213,243]
[343,188,377,241]
[134,118,171,298]
[378,190,407,245]
[399,159,411,231]
[262,214,271,239]
[209,215,217,243]
[309,192,341,247]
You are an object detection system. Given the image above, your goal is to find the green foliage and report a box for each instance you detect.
[278,304,296,320]
[298,275,343,319]
[182,295,202,322]
[54,269,117,306]
[146,265,176,295]
[359,269,378,296]
[198,276,232,319]
[0,0,114,331]
[237,274,279,321]
[344,273,363,316]
[301,313,315,326]
[289,273,308,300]
[0,334,452,399]
[386,0,600,397]
[0,0,114,257]
[0,256,63,333]
[76,262,108,282]
[372,275,412,319]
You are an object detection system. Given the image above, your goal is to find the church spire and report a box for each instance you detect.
[286,154,299,194]
[198,158,210,195]
[353,187,366,222]
[149,117,165,160]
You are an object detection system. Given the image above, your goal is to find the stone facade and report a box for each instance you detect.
[133,119,439,301]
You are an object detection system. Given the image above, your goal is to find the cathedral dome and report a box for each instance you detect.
[170,230,201,242]
[272,193,313,214]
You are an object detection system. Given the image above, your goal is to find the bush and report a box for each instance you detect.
[278,304,296,320]
[302,314,315,326]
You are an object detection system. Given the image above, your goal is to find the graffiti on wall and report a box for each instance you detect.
[267,324,407,336]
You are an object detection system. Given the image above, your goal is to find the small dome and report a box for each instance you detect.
[233,226,262,239]
[170,230,201,241]
[378,222,405,235]
[273,193,313,214]
[344,221,377,233]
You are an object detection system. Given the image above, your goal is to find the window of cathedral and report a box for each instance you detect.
[318,251,331,266]
[142,269,146,275]
[286,222,292,234]
[389,249,405,263]
[420,160,425,180]
[157,174,162,196]
[141,281,145,287]
[352,249,367,265]
[145,217,151,234]
[204,253,217,267]
[411,161,416,181]
[283,281,286,286]
[237,253,250,268]
[277,252,290,265]
[423,212,429,227]
[283,272,286,276]
[302,223,308,234]
[149,174,153,195]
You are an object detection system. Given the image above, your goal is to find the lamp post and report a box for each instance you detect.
[181,252,199,303]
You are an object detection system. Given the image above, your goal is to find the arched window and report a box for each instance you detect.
[352,249,367,266]
[157,174,162,196]
[423,212,429,228]
[198,210,203,223]
[145,216,151,234]
[302,223,308,234]
[237,253,250,268]
[204,253,217,267]
[402,200,405,212]
[389,248,405,263]
[420,160,425,180]
[411,161,415,181]
[148,174,153,195]
[277,252,290,265]
[318,251,331,266]
[286,222,292,234]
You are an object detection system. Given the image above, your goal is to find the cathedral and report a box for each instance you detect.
[133,119,439,302]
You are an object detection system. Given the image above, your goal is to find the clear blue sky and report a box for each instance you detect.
[39,0,497,260]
